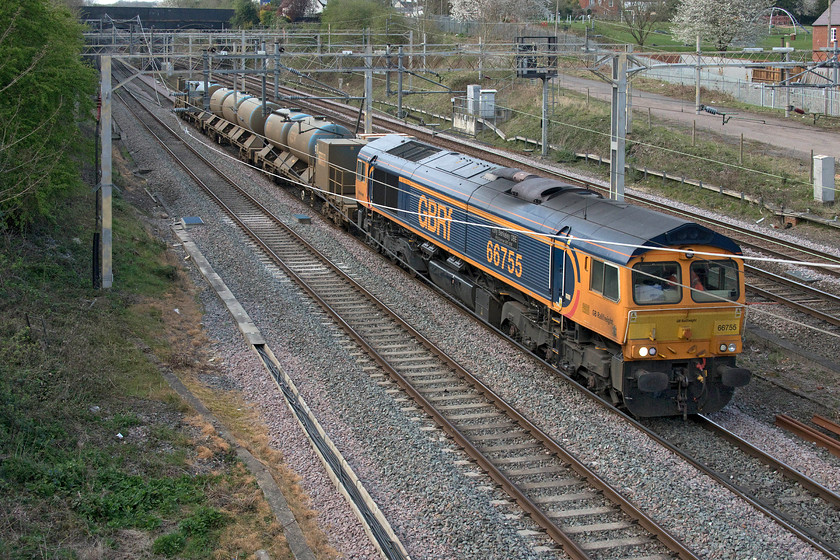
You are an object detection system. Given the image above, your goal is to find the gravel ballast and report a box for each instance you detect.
[114,79,839,559]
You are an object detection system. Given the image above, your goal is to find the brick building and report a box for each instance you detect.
[579,0,620,18]
[812,1,840,61]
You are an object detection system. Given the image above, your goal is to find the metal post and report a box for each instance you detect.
[610,53,627,201]
[365,30,373,134]
[203,50,210,112]
[626,45,633,134]
[398,46,404,119]
[541,77,549,157]
[261,42,267,119]
[423,33,427,72]
[274,42,280,101]
[99,56,113,289]
[386,44,391,96]
[409,30,413,90]
[784,45,791,118]
[695,34,701,114]
[479,36,484,81]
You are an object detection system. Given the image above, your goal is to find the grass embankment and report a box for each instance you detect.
[0,160,330,558]
[561,20,814,54]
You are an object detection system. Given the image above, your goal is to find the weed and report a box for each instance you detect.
[106,412,143,430]
[152,531,186,556]
[0,177,289,558]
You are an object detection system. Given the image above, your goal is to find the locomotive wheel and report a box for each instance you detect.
[505,321,520,341]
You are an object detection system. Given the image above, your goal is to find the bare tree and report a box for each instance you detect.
[671,0,773,51]
[621,0,670,47]
[279,0,312,21]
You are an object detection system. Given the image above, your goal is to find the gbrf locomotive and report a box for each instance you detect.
[176,81,751,417]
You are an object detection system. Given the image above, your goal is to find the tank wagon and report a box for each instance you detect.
[175,82,751,417]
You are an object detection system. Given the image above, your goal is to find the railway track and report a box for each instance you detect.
[645,415,840,559]
[117,78,699,560]
[122,72,840,559]
[745,264,840,328]
[251,84,840,559]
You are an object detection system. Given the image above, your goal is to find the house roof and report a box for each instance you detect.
[813,1,840,25]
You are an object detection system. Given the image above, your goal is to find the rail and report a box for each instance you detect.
[776,414,840,458]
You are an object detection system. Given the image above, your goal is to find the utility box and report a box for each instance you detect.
[465,85,496,118]
[479,89,496,118]
[466,85,481,116]
[814,154,835,203]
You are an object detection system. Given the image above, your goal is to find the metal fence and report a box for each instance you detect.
[635,54,840,117]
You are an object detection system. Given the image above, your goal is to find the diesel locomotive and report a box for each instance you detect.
[175,81,751,417]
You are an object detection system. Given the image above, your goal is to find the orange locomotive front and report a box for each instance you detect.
[559,244,749,417]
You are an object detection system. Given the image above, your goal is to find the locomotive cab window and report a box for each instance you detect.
[356,160,365,182]
[590,259,619,302]
[633,262,681,304]
[690,260,740,302]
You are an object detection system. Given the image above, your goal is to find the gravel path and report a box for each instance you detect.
[114,78,838,559]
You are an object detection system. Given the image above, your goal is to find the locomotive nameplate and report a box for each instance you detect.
[490,228,519,250]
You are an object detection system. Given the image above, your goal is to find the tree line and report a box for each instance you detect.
[0,0,96,230]
[188,0,827,50]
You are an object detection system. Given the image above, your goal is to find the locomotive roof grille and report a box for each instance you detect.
[387,140,443,162]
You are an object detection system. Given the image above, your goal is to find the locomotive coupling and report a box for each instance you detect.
[717,365,751,388]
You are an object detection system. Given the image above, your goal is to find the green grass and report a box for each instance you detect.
[563,19,813,55]
[310,62,820,219]
[0,180,288,558]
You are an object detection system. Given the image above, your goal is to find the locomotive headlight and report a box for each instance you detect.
[720,344,728,352]
[648,347,656,356]
[639,347,649,357]
[728,343,737,352]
